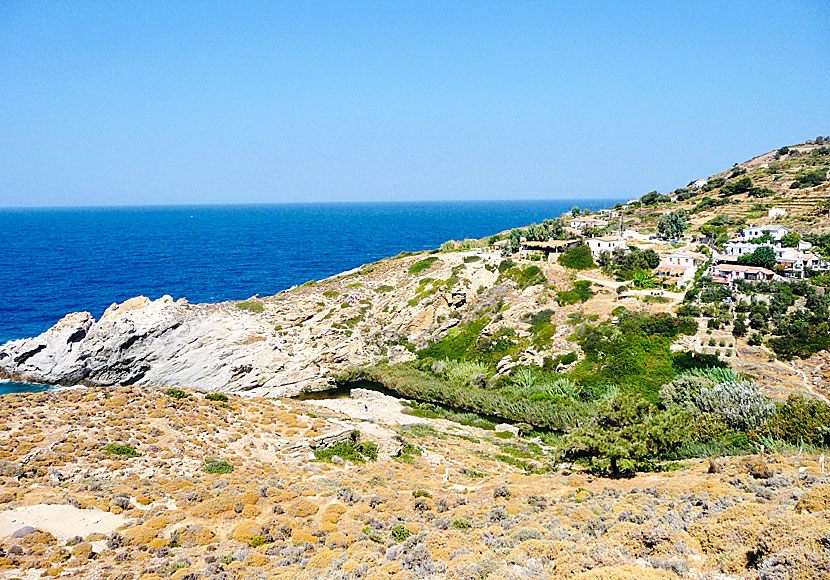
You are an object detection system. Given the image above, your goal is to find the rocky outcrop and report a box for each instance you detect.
[0,254,503,397]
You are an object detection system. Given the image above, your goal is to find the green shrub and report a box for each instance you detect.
[390,524,411,542]
[313,439,378,463]
[203,460,234,474]
[323,290,339,298]
[104,444,140,458]
[463,255,481,263]
[558,244,595,270]
[375,285,394,293]
[408,257,440,274]
[763,395,830,445]
[249,536,270,548]
[205,393,228,402]
[166,388,189,400]
[412,489,432,498]
[236,301,264,313]
[451,519,472,530]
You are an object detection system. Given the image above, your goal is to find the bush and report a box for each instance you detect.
[463,255,481,263]
[763,395,830,446]
[375,285,394,293]
[451,519,472,530]
[205,393,228,402]
[390,524,411,542]
[313,439,378,463]
[558,244,595,270]
[408,257,440,274]
[249,536,270,548]
[236,301,264,313]
[104,444,140,458]
[696,380,775,432]
[203,460,234,474]
[166,388,189,400]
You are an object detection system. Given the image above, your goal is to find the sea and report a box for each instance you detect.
[0,199,619,394]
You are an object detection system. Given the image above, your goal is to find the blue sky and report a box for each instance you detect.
[1,1,828,207]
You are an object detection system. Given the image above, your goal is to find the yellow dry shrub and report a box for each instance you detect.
[285,498,319,518]
[319,522,338,534]
[603,522,698,560]
[231,520,261,544]
[573,565,679,579]
[688,502,769,557]
[240,489,261,505]
[754,511,830,557]
[176,524,217,547]
[323,503,348,524]
[326,531,352,549]
[123,522,161,545]
[171,568,198,580]
[425,530,471,561]
[796,483,830,513]
[191,496,235,518]
[70,543,93,560]
[149,537,169,550]
[291,528,318,544]
[267,488,295,502]
[241,505,261,518]
[307,547,336,569]
[244,551,271,567]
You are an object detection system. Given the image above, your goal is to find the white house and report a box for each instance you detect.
[665,251,706,268]
[569,217,609,231]
[587,236,627,259]
[737,225,789,242]
[723,241,774,258]
[710,264,777,285]
[597,209,620,218]
[655,251,706,287]
[768,207,787,218]
[693,178,709,188]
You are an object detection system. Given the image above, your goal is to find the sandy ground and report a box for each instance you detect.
[0,504,125,540]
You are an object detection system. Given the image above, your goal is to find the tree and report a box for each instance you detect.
[566,394,690,474]
[558,244,595,270]
[738,246,776,270]
[641,191,669,205]
[732,315,747,337]
[571,206,581,217]
[658,210,689,240]
[781,233,801,248]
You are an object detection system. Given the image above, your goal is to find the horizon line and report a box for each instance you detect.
[0,196,628,211]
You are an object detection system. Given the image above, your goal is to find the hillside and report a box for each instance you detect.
[2,138,830,579]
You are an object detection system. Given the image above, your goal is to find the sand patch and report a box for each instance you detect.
[0,504,125,540]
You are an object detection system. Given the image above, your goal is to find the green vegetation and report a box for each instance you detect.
[790,168,827,189]
[249,536,270,548]
[313,438,378,463]
[236,301,264,313]
[203,460,234,474]
[555,281,593,305]
[165,388,189,400]
[408,257,440,274]
[323,290,340,298]
[205,393,228,402]
[375,285,394,293]
[558,244,595,270]
[104,444,140,458]
[657,210,689,239]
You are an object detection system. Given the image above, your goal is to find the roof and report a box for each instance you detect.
[656,265,688,274]
[589,236,624,242]
[521,239,579,250]
[746,224,787,231]
[669,251,706,259]
[570,217,607,224]
[712,264,775,275]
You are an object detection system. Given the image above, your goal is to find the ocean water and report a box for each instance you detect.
[0,200,618,377]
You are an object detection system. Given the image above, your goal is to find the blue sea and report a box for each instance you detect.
[0,200,618,393]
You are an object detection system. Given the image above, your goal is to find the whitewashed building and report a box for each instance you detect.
[569,217,609,231]
[587,236,627,259]
[737,225,789,242]
[768,207,787,218]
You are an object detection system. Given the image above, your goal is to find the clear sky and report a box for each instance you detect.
[1,1,828,207]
